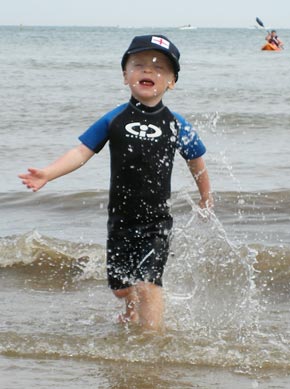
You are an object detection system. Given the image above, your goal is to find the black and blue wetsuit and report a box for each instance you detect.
[79,96,206,289]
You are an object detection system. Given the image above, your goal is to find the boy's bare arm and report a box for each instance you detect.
[187,156,214,209]
[19,144,94,192]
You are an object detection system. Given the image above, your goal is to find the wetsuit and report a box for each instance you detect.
[79,96,206,289]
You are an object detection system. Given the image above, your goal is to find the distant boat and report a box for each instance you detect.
[179,24,197,30]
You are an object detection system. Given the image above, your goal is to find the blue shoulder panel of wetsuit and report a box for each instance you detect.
[78,103,128,153]
[173,111,206,160]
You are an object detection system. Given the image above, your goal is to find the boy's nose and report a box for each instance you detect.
[143,67,153,73]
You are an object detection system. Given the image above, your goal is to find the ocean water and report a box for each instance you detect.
[1,25,290,388]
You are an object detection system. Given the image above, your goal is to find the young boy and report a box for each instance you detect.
[19,34,213,331]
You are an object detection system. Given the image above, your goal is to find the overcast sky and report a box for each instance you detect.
[1,0,289,28]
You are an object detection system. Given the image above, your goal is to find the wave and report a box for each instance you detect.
[0,190,108,209]
[2,188,290,213]
[26,58,112,71]
[1,328,290,374]
[0,230,106,289]
[172,188,290,215]
[189,111,290,130]
[1,217,289,291]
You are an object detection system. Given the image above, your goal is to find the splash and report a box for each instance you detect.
[166,190,259,333]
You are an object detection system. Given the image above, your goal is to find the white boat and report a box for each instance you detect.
[179,24,197,30]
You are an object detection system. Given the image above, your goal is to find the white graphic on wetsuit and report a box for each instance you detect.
[137,249,155,268]
[125,122,162,139]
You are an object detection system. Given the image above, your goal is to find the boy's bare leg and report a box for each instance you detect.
[136,282,164,331]
[113,286,140,323]
[113,282,164,330]
[114,282,164,331]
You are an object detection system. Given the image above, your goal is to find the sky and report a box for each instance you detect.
[1,0,289,28]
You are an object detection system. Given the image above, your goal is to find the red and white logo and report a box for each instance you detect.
[151,36,170,49]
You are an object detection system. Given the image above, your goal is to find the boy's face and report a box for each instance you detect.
[123,50,176,106]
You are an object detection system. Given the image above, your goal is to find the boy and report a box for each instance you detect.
[19,34,213,331]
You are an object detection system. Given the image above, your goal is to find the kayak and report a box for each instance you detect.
[261,43,282,51]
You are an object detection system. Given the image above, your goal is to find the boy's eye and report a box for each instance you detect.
[132,62,164,69]
[131,62,143,67]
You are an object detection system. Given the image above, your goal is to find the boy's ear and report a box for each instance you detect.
[123,70,129,85]
[167,77,176,90]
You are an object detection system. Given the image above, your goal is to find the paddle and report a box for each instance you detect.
[256,17,266,30]
[255,17,282,48]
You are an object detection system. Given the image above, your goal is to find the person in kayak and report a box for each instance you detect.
[265,30,284,49]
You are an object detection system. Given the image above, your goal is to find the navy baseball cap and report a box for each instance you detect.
[121,34,180,81]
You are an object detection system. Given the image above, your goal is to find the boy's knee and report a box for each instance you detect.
[113,288,128,299]
[112,282,161,301]
[113,286,136,299]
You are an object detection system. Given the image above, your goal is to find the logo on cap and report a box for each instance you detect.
[151,36,170,49]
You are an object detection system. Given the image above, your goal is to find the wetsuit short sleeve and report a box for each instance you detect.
[173,112,206,160]
[78,104,127,153]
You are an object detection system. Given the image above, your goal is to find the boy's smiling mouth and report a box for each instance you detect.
[139,78,155,86]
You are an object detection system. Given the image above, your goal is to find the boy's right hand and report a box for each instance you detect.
[18,168,48,192]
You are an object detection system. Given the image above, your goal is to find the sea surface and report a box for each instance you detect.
[1,25,290,388]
